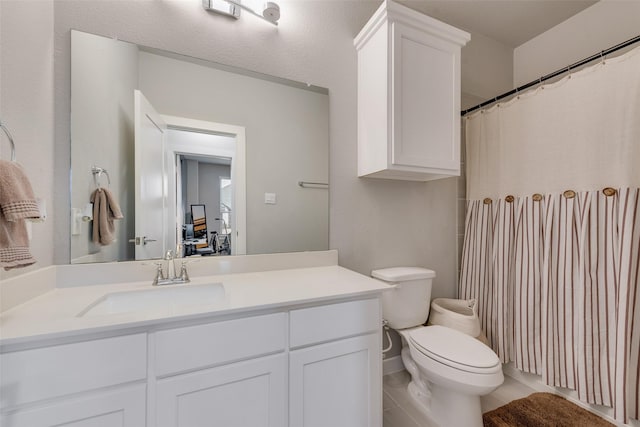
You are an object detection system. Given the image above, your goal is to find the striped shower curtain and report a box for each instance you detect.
[460,189,640,420]
[460,46,640,422]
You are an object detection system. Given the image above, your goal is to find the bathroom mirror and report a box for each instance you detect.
[70,30,329,264]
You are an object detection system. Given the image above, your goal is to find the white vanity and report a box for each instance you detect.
[0,251,388,427]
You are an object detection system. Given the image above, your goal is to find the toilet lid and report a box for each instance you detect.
[408,326,500,374]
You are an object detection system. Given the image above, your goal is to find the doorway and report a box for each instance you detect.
[162,115,246,256]
[178,153,232,256]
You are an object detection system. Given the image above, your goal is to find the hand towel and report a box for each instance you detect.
[90,187,124,246]
[0,160,41,270]
[0,219,34,270]
[0,160,41,221]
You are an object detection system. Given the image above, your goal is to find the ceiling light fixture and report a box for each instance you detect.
[202,0,280,26]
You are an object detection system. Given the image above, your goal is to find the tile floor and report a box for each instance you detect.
[383,370,536,427]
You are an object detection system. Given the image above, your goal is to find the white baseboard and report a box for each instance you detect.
[383,355,404,376]
[503,363,637,427]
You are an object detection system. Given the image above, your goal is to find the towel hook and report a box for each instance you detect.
[0,120,16,161]
[92,166,111,188]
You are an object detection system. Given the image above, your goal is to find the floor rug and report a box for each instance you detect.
[483,392,614,426]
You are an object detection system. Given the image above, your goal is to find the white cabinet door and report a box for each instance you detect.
[391,22,459,173]
[289,333,382,427]
[0,384,145,427]
[156,353,287,427]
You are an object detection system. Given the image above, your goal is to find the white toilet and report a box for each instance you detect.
[372,267,503,427]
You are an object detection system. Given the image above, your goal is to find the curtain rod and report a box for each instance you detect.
[461,34,640,116]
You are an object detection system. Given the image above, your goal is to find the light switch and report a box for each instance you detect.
[264,193,277,204]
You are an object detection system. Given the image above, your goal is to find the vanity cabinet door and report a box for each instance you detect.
[156,353,287,427]
[289,333,382,427]
[0,384,146,427]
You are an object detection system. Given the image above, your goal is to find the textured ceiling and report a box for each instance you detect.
[397,0,599,47]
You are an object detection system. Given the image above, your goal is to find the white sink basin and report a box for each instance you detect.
[78,283,225,317]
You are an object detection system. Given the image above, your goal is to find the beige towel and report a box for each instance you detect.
[90,187,124,246]
[0,160,41,270]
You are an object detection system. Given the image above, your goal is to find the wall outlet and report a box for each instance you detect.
[264,193,277,204]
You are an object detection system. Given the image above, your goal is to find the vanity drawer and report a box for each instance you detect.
[0,334,147,409]
[289,298,380,348]
[154,312,287,377]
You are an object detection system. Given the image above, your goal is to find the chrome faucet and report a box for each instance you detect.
[152,248,190,286]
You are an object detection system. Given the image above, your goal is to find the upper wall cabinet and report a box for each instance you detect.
[354,0,470,181]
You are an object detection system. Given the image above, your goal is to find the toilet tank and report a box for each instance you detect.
[372,267,436,329]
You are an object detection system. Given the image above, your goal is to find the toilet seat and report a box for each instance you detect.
[408,325,501,374]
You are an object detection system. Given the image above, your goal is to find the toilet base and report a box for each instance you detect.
[400,346,431,416]
[407,381,431,415]
[402,346,483,427]
[397,328,500,427]
[430,382,483,427]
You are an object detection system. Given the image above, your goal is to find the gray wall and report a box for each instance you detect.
[0,0,54,280]
[514,1,640,86]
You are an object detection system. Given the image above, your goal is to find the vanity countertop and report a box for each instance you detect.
[0,265,389,349]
